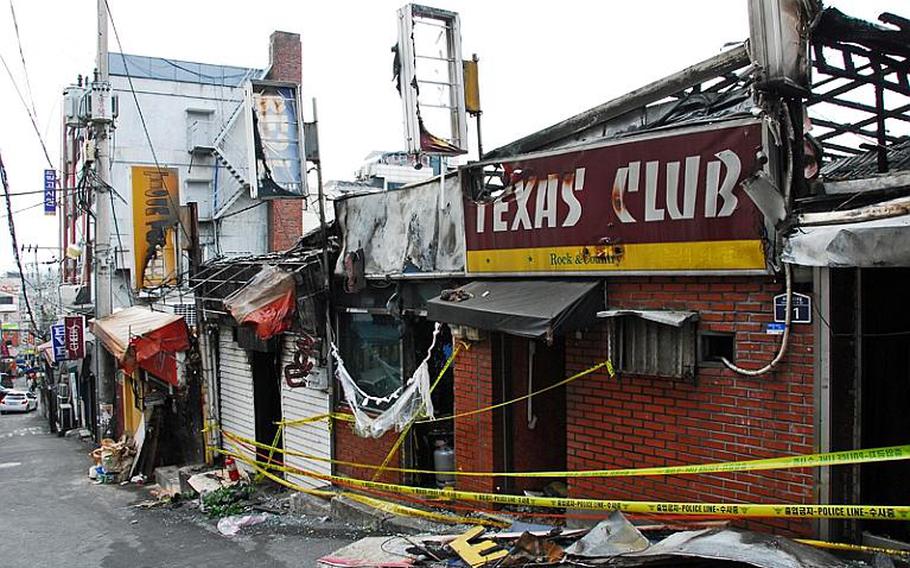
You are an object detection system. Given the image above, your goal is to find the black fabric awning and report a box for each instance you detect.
[426,280,603,339]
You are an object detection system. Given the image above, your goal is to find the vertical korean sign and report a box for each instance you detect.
[463,120,768,275]
[131,166,179,289]
[50,323,66,363]
[64,315,85,360]
[43,169,56,215]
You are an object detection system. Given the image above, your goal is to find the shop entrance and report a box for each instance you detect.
[251,350,282,463]
[828,268,910,545]
[493,333,567,494]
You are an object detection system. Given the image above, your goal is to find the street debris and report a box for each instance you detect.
[216,512,271,536]
[316,512,873,568]
[563,511,650,558]
[448,526,508,567]
[187,469,237,496]
[87,436,136,484]
[201,483,254,519]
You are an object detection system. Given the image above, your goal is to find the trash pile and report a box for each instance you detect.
[87,437,136,484]
[318,511,895,568]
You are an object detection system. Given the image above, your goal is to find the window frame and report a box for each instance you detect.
[606,315,697,381]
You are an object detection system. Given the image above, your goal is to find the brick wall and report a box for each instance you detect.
[567,276,815,536]
[332,411,404,485]
[453,340,498,493]
[451,275,816,536]
[265,31,304,252]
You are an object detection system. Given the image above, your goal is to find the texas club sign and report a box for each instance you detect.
[463,120,767,275]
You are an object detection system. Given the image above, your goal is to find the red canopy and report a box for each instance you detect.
[224,265,296,340]
[90,307,190,386]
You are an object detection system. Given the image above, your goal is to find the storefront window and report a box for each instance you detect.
[339,313,402,409]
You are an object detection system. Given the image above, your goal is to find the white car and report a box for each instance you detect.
[0,390,37,413]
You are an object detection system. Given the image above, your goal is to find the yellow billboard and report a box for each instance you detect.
[131,166,179,289]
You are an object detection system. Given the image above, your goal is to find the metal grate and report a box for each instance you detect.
[171,303,196,327]
[608,317,696,381]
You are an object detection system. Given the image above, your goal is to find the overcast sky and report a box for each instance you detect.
[0,0,900,272]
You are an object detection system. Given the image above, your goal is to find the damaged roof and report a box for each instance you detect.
[822,137,910,181]
[482,45,754,160]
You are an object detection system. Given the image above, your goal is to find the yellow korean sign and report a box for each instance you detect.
[131,166,178,289]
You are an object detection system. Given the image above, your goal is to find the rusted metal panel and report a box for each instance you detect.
[462,119,769,276]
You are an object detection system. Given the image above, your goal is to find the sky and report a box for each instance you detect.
[0,0,901,272]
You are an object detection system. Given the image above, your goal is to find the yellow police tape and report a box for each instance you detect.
[217,442,910,521]
[794,539,910,558]
[280,412,354,427]
[220,427,910,480]
[415,359,615,424]
[277,358,615,430]
[217,439,506,528]
[220,442,910,557]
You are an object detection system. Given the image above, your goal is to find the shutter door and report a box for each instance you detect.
[218,327,257,468]
[280,333,332,489]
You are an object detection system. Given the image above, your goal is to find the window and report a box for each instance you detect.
[699,332,736,365]
[607,316,696,380]
[339,312,402,410]
[0,296,13,305]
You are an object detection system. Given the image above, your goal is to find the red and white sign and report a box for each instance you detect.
[64,315,85,360]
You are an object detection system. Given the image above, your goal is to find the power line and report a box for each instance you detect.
[102,0,191,245]
[12,200,43,214]
[108,188,134,306]
[0,149,42,338]
[0,52,53,169]
[8,0,38,120]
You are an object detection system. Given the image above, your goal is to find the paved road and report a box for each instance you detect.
[0,402,356,568]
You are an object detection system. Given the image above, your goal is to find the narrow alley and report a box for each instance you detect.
[0,402,357,568]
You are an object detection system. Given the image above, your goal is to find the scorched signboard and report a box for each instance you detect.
[462,119,768,276]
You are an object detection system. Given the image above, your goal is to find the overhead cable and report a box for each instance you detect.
[0,52,53,169]
[102,0,191,243]
[0,150,42,337]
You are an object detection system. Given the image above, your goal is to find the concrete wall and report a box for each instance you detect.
[109,73,267,285]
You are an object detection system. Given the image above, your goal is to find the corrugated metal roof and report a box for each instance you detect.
[108,52,264,87]
[821,138,910,181]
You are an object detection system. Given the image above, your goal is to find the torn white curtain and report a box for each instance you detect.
[333,323,440,438]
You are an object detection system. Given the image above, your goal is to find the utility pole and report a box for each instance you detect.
[310,99,334,391]
[93,0,115,439]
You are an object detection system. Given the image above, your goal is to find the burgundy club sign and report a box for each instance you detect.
[64,315,85,360]
[462,120,767,275]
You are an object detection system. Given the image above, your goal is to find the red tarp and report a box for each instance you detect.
[224,265,296,340]
[89,307,190,386]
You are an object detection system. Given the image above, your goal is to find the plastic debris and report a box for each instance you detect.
[216,513,270,536]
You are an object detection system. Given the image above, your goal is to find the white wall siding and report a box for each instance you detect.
[218,327,257,468]
[279,334,332,489]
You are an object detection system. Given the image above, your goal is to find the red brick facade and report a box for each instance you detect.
[332,411,404,485]
[453,275,817,536]
[266,31,304,252]
[453,341,497,493]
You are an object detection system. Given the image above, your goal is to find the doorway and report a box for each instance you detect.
[493,333,567,494]
[251,351,282,463]
[828,268,910,544]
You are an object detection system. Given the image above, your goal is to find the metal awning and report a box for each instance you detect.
[597,309,698,327]
[89,307,190,386]
[782,214,910,267]
[426,280,603,339]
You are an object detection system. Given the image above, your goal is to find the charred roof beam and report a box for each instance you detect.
[482,44,751,160]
